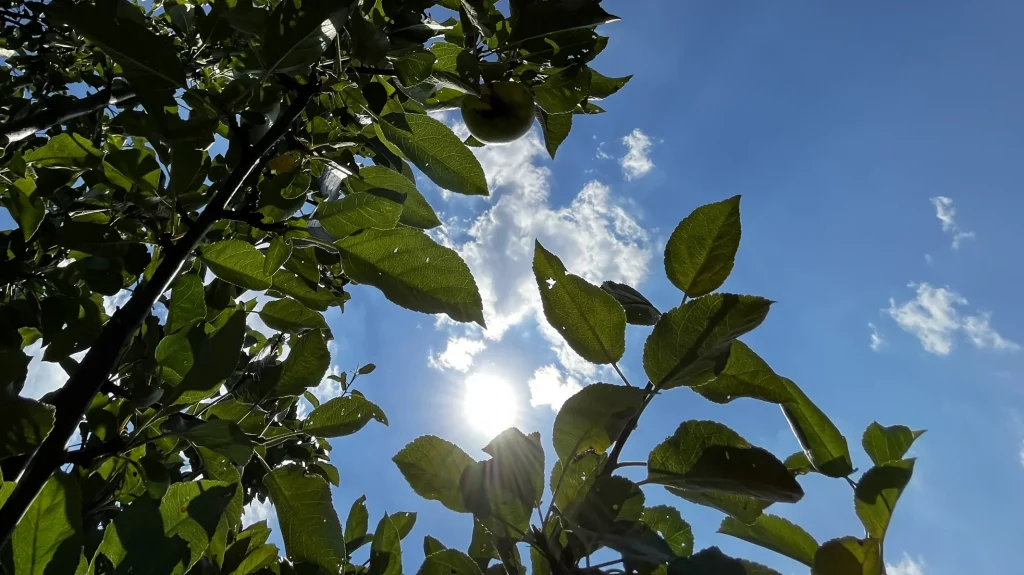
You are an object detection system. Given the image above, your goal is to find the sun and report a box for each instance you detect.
[463,372,519,437]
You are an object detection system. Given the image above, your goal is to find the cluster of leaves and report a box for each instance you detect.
[0,0,629,574]
[394,197,923,574]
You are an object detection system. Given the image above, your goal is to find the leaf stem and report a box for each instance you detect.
[613,461,646,469]
[611,361,632,387]
[602,381,655,475]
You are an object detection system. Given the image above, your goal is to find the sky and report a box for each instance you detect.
[8,1,1024,573]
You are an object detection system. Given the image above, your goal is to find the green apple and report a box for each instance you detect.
[460,82,536,144]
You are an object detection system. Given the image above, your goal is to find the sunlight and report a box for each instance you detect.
[463,372,518,437]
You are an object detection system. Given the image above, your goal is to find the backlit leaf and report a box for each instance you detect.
[376,113,487,196]
[812,537,883,575]
[369,514,402,575]
[23,133,102,168]
[264,236,292,276]
[535,108,572,159]
[167,273,206,333]
[666,487,771,526]
[303,393,388,437]
[316,192,404,240]
[601,280,661,326]
[861,422,924,466]
[201,240,273,291]
[265,466,346,574]
[418,549,483,575]
[9,473,82,575]
[641,505,694,558]
[277,329,331,396]
[552,383,645,460]
[719,514,818,567]
[258,298,328,333]
[665,196,741,298]
[393,435,476,513]
[345,165,442,230]
[854,459,915,540]
[0,395,55,460]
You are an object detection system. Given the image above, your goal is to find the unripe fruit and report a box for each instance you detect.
[460,82,536,144]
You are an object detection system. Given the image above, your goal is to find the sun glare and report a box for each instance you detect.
[463,372,518,437]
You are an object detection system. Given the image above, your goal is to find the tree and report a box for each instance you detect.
[0,1,917,575]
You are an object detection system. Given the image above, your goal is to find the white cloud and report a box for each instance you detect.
[886,554,925,575]
[21,341,68,399]
[528,365,583,411]
[241,498,276,529]
[103,290,133,315]
[868,322,885,352]
[429,337,487,372]
[886,283,1017,355]
[620,129,654,180]
[930,196,974,249]
[432,128,652,408]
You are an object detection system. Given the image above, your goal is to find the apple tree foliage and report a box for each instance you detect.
[0,0,918,574]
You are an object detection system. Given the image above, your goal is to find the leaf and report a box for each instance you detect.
[167,273,207,333]
[369,514,402,575]
[601,281,661,326]
[389,511,417,540]
[173,309,246,403]
[812,537,883,575]
[854,459,915,540]
[0,394,55,460]
[193,447,244,529]
[347,12,391,64]
[316,192,404,240]
[200,240,273,291]
[0,348,32,393]
[506,0,619,45]
[169,419,254,466]
[781,379,854,478]
[535,108,572,159]
[393,50,437,86]
[376,113,488,196]
[460,0,495,37]
[272,270,337,311]
[346,165,442,230]
[338,228,485,326]
[5,178,45,240]
[690,341,794,405]
[643,294,772,390]
[534,67,591,114]
[479,428,545,507]
[277,329,331,396]
[258,298,328,333]
[303,393,388,437]
[718,514,818,567]
[423,535,448,557]
[103,147,161,192]
[91,480,237,575]
[23,133,102,168]
[666,487,771,525]
[573,475,644,535]
[588,70,632,100]
[534,241,626,364]
[784,452,815,476]
[665,196,742,298]
[264,236,292,276]
[861,422,924,466]
[551,383,646,460]
[671,547,782,575]
[346,496,369,550]
[393,435,476,513]
[459,431,542,537]
[419,549,484,575]
[9,473,82,575]
[647,420,803,503]
[467,518,496,567]
[260,0,349,75]
[358,363,376,375]
[265,466,346,574]
[641,505,694,558]
[550,451,605,517]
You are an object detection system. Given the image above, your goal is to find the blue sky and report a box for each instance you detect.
[9,1,1024,573]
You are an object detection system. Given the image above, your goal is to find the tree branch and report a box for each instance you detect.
[0,76,322,547]
[0,85,135,145]
[219,210,286,232]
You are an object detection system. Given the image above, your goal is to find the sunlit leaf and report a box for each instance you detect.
[316,192,404,240]
[861,422,924,466]
[665,196,742,298]
[167,273,207,333]
[264,236,293,276]
[346,165,442,230]
[641,505,694,558]
[369,514,402,575]
[277,329,331,396]
[8,473,82,575]
[719,514,818,567]
[376,113,488,196]
[258,298,328,333]
[393,435,476,513]
[200,240,273,291]
[303,392,388,437]
[552,383,645,460]
[854,459,915,540]
[265,466,346,574]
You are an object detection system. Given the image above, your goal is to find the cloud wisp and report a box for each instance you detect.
[620,128,654,180]
[886,283,1018,355]
[886,554,925,575]
[869,322,886,352]
[930,196,974,249]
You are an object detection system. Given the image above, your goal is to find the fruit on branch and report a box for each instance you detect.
[460,82,536,144]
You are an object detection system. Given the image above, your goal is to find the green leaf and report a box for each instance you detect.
[376,113,488,196]
[338,228,485,326]
[369,514,402,575]
[167,273,207,333]
[200,240,273,291]
[588,70,632,100]
[535,108,572,159]
[393,435,476,513]
[781,380,854,478]
[193,447,244,529]
[264,236,293,277]
[103,147,161,193]
[258,298,328,333]
[665,196,742,298]
[550,451,605,517]
[479,428,545,507]
[534,241,626,364]
[861,422,924,466]
[647,420,803,503]
[347,11,391,63]
[4,178,45,240]
[346,166,442,230]
[506,0,619,45]
[265,466,346,574]
[168,419,254,466]
[854,459,915,540]
[317,192,404,240]
[459,430,543,537]
[643,294,772,390]
[390,511,417,540]
[57,0,187,115]
[358,363,376,375]
[23,133,102,168]
[784,452,815,476]
[393,50,437,86]
[0,348,32,393]
[467,518,497,568]
[641,505,694,558]
[671,547,782,575]
[0,394,55,460]
[173,309,246,403]
[8,473,82,575]
[277,329,331,396]
[346,496,369,550]
[690,341,794,405]
[423,535,448,557]
[718,514,818,567]
[552,383,645,460]
[91,480,237,575]
[303,393,388,437]
[601,281,661,326]
[272,270,337,311]
[534,67,591,114]
[666,487,771,526]
[812,537,883,575]
[418,549,484,575]
[573,475,644,535]
[261,0,349,75]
